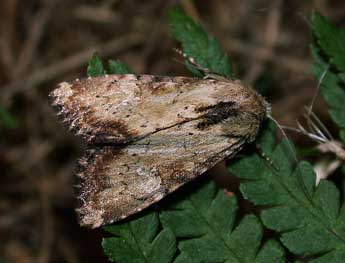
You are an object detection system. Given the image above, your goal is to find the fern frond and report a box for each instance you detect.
[160,181,285,263]
[230,122,345,261]
[168,8,233,78]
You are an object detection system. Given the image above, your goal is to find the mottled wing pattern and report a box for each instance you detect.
[49,74,266,144]
[49,74,268,228]
[75,120,244,228]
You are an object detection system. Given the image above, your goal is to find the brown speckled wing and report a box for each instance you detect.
[49,74,268,228]
[49,74,267,144]
[75,119,244,228]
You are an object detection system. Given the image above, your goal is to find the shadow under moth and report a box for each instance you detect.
[49,74,269,228]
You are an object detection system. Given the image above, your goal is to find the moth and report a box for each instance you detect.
[49,74,270,228]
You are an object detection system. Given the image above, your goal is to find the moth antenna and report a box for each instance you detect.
[172,57,187,67]
[173,48,230,81]
[173,48,211,73]
[172,51,189,68]
[255,143,278,172]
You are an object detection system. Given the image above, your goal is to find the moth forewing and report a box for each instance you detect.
[49,74,268,228]
[49,74,267,144]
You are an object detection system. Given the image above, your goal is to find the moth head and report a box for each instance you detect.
[239,89,270,122]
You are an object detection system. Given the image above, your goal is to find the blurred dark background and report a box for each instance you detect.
[1,0,345,262]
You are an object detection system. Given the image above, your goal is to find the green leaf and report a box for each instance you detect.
[168,7,233,78]
[311,12,345,141]
[0,105,17,129]
[229,121,345,261]
[87,53,106,77]
[160,181,285,263]
[108,59,132,74]
[102,212,177,263]
[311,12,345,72]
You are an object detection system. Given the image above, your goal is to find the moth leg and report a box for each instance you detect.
[203,73,230,82]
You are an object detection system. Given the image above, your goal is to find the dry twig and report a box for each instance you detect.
[12,0,57,78]
[2,33,146,104]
